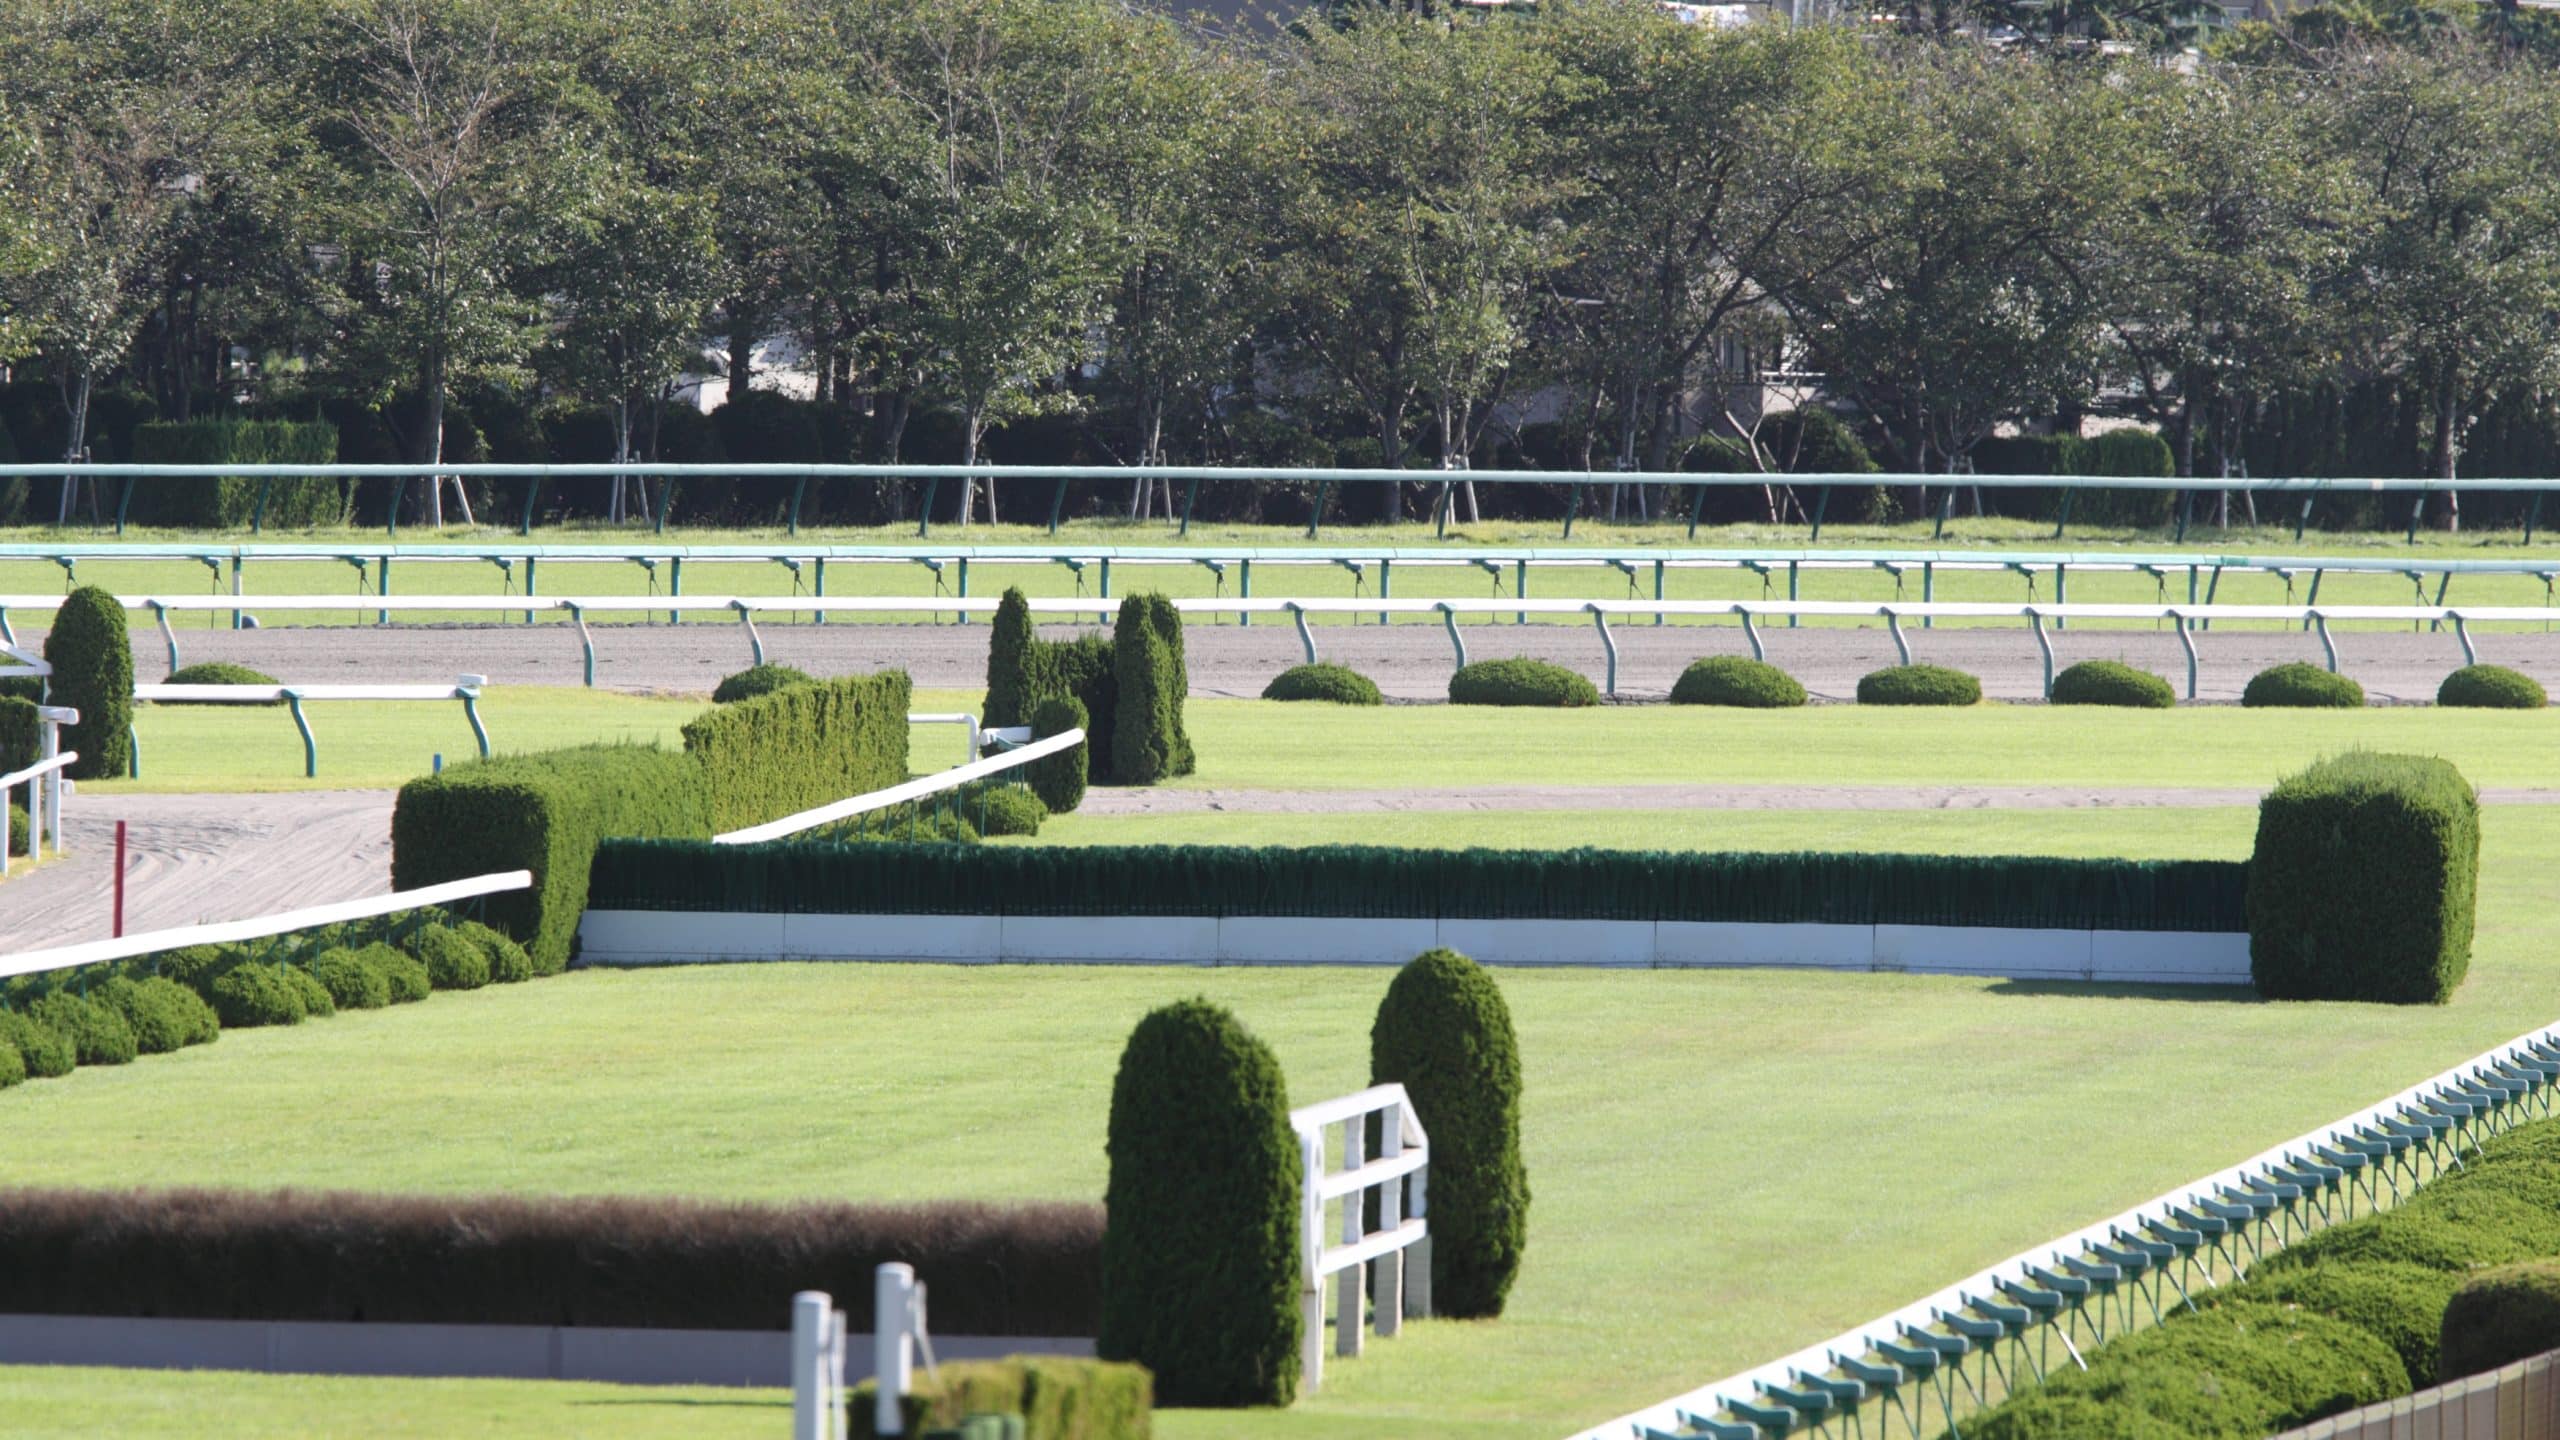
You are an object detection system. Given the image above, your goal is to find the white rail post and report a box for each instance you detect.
[1376,1095,1404,1337]
[39,706,73,854]
[1300,1128,1327,1392]
[792,1290,846,1440]
[1336,1112,1366,1360]
[874,1263,916,1437]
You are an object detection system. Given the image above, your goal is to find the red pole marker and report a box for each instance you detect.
[113,820,127,938]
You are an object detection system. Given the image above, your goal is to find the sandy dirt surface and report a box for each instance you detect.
[24,617,2549,702]
[0,790,392,954]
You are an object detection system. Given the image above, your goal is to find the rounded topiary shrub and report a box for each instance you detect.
[44,585,132,779]
[356,942,431,1004]
[1669,655,1806,708]
[0,1009,76,1077]
[2244,662,2364,709]
[2050,659,2175,708]
[159,661,282,702]
[1027,696,1089,815]
[410,925,491,990]
[153,942,246,993]
[454,919,535,984]
[711,663,816,704]
[307,947,392,1010]
[1098,998,1301,1407]
[2437,663,2545,710]
[282,965,336,1019]
[29,990,138,1066]
[970,785,1046,838]
[2440,1259,2560,1382]
[97,975,218,1053]
[1857,663,1981,707]
[1262,663,1383,705]
[209,962,308,1028]
[1370,949,1529,1318]
[0,1031,21,1089]
[2215,1261,2464,1384]
[1448,658,1600,708]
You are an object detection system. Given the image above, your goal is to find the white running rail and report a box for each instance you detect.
[713,728,1085,846]
[1292,1083,1431,1393]
[0,869,532,975]
[1561,1015,2560,1440]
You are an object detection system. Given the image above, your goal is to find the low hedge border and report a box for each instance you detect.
[590,840,2249,932]
[1857,664,1980,706]
[1669,656,1805,708]
[0,1186,1102,1336]
[854,1358,1151,1440]
[1448,659,1600,707]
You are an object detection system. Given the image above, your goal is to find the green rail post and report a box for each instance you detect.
[2301,568,2323,630]
[2174,489,2193,544]
[460,684,491,758]
[568,602,594,686]
[1932,487,1955,540]
[668,555,683,626]
[150,600,179,674]
[523,555,537,625]
[1921,561,1934,629]
[2030,609,2053,698]
[1589,605,1617,696]
[251,478,274,535]
[2406,494,2425,545]
[813,556,827,625]
[1515,558,1528,626]
[787,474,807,537]
[1562,482,1583,539]
[128,724,139,778]
[1046,476,1069,535]
[1735,604,1764,661]
[917,477,939,537]
[2528,493,2545,545]
[285,690,317,778]
[231,554,245,631]
[1239,558,1251,628]
[1788,560,1800,629]
[2055,563,2067,631]
[377,557,391,627]
[1654,559,1666,627]
[519,473,542,535]
[1179,477,1200,536]
[387,475,406,539]
[1687,482,1708,539]
[2052,486,2075,540]
[1433,480,1452,539]
[1287,602,1316,664]
[1808,485,1831,542]
[653,476,675,534]
[1377,558,1389,627]
[2175,611,2198,699]
[1438,602,1467,672]
[2296,496,2314,542]
[1306,480,1330,540]
[111,477,133,535]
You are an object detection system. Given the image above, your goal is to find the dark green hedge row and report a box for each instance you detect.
[590,840,2249,931]
[683,671,911,833]
[854,1357,1152,1440]
[0,1186,1102,1336]
[2248,753,2478,1004]
[987,590,1122,785]
[126,420,340,529]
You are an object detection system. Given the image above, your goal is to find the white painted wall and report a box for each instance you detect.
[577,911,2252,984]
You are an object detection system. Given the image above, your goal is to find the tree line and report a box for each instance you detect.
[4,0,2560,529]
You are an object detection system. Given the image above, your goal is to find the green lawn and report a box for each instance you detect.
[89,689,2560,794]
[5,805,2556,1438]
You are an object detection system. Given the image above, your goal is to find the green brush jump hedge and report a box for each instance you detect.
[1371,950,1528,1319]
[1448,659,1599,707]
[2244,662,2364,708]
[2437,664,2545,709]
[710,664,816,704]
[1857,664,1980,706]
[1669,656,1805,708]
[1262,662,1383,705]
[2050,659,2174,708]
[683,671,911,833]
[1099,999,1300,1407]
[2248,753,2478,1003]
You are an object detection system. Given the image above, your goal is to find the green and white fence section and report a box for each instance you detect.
[126,675,489,780]
[1564,1021,2560,1440]
[0,870,532,975]
[700,726,1082,849]
[1294,1083,1430,1393]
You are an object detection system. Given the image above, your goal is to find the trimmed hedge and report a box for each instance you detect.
[1857,664,1980,706]
[2248,753,2478,1003]
[126,419,340,528]
[1669,656,1805,708]
[0,1033,19,1089]
[1099,1000,1300,1407]
[359,942,431,1004]
[1370,950,1528,1319]
[393,745,715,975]
[591,840,2250,932]
[2439,1260,2560,1382]
[160,661,282,698]
[711,663,816,704]
[2437,663,2545,709]
[1027,697,1089,814]
[854,1357,1152,1440]
[1262,663,1382,705]
[2210,1261,2463,1385]
[411,925,492,990]
[683,671,912,833]
[0,1009,76,1077]
[96,976,217,1054]
[1111,595,1193,786]
[283,965,337,1018]
[2244,662,2364,709]
[2050,659,2175,708]
[453,919,535,983]
[0,693,37,768]
[1448,659,1599,708]
[0,1187,1103,1335]
[44,586,132,780]
[970,786,1047,838]
[29,991,137,1066]
[308,948,393,1010]
[986,589,1123,784]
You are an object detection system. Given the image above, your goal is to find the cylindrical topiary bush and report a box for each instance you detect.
[29,990,137,1066]
[1448,658,1599,707]
[2440,1259,2560,1382]
[1112,594,1195,786]
[1370,949,1529,1318]
[1263,663,1383,705]
[0,1009,76,1078]
[159,661,282,702]
[96,975,218,1053]
[410,925,492,990]
[1857,663,1981,707]
[1098,998,1301,1407]
[2050,659,2174,708]
[308,948,393,1010]
[2437,664,2546,710]
[969,785,1046,838]
[711,663,816,704]
[208,962,309,1028]
[1669,656,1805,708]
[2244,662,2364,709]
[1027,696,1088,815]
[43,585,133,779]
[453,919,535,983]
[2249,753,2478,1003]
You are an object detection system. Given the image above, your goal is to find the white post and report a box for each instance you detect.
[1376,1096,1403,1338]
[1336,1114,1365,1360]
[792,1290,833,1440]
[1300,1128,1325,1392]
[39,707,74,855]
[875,1262,916,1437]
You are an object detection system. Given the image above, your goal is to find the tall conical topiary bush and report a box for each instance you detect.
[1099,998,1300,1406]
[984,587,1038,729]
[44,585,132,779]
[1370,949,1528,1318]
[1111,593,1193,785]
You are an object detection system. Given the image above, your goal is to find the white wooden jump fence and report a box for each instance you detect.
[0,642,75,874]
[0,591,2541,699]
[0,869,532,974]
[711,727,1085,846]
[1292,1083,1431,1393]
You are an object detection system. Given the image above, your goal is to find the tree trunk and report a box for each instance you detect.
[728,309,754,400]
[611,398,634,525]
[2433,373,2462,531]
[57,369,95,524]
[417,358,448,528]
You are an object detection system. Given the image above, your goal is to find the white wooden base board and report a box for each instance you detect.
[579,911,2252,984]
